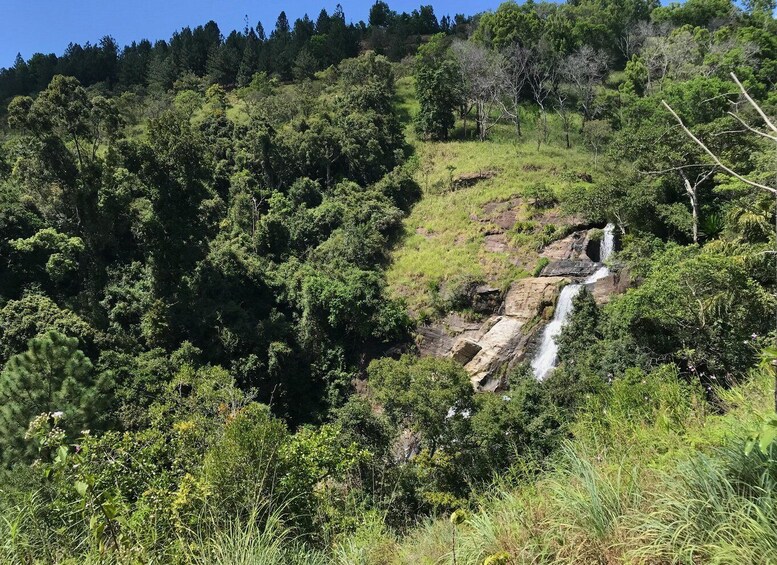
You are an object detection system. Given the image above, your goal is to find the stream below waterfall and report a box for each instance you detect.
[531,223,615,380]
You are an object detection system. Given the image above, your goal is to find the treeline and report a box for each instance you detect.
[0,2,472,103]
[414,0,776,145]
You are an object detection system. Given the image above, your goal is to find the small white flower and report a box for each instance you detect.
[502,395,512,402]
[51,411,64,420]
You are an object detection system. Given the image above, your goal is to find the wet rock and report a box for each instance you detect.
[540,259,598,278]
[591,267,630,304]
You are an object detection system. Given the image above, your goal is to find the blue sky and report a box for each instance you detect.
[0,0,503,69]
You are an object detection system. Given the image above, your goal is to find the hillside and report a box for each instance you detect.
[1,0,777,563]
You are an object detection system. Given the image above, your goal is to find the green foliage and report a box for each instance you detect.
[0,331,110,465]
[369,355,473,452]
[533,257,550,277]
[0,293,96,364]
[606,246,774,378]
[2,1,777,562]
[414,34,462,140]
[10,227,84,284]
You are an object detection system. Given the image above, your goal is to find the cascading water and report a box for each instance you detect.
[531,223,615,380]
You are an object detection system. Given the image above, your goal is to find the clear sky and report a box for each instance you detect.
[0,0,503,69]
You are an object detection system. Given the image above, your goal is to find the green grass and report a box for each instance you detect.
[387,114,597,315]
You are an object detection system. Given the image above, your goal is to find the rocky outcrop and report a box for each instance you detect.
[540,259,598,278]
[416,224,628,392]
[451,339,482,364]
[471,284,502,313]
[590,267,630,305]
[453,170,498,189]
[539,230,589,261]
[416,314,481,358]
[417,277,568,391]
[464,316,527,391]
[503,277,568,320]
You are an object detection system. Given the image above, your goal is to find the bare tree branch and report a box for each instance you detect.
[661,100,777,195]
[730,72,777,134]
[726,111,777,142]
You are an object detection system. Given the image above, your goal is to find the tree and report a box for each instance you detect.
[607,245,774,379]
[451,40,503,141]
[369,355,474,456]
[369,1,393,27]
[562,46,609,125]
[0,331,109,465]
[414,34,462,140]
[582,119,613,165]
[496,43,530,137]
[524,42,558,149]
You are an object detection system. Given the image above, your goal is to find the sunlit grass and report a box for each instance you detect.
[387,115,596,314]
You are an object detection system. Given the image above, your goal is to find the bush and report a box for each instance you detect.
[533,257,550,276]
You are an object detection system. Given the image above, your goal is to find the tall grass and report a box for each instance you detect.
[386,373,777,564]
[186,509,327,565]
[547,444,642,547]
[628,443,777,564]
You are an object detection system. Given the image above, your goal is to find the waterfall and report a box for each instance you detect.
[531,223,615,380]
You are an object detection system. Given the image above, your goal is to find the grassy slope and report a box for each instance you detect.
[389,76,596,315]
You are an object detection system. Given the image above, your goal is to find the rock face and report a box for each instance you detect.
[471,284,502,313]
[464,316,527,391]
[590,267,630,304]
[419,277,568,391]
[451,339,482,364]
[416,225,629,392]
[541,259,598,278]
[503,277,568,320]
[416,314,481,358]
[539,230,589,261]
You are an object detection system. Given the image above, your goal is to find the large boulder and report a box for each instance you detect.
[503,277,568,321]
[540,230,588,261]
[590,267,630,305]
[451,339,482,364]
[465,316,526,391]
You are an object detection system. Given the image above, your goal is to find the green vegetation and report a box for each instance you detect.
[1,0,777,562]
[386,366,777,564]
[387,126,593,314]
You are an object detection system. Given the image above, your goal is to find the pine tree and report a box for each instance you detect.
[0,331,110,466]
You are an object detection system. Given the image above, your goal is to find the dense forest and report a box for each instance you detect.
[0,3,470,101]
[1,0,777,563]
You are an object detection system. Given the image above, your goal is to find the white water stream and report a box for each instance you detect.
[531,223,615,380]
